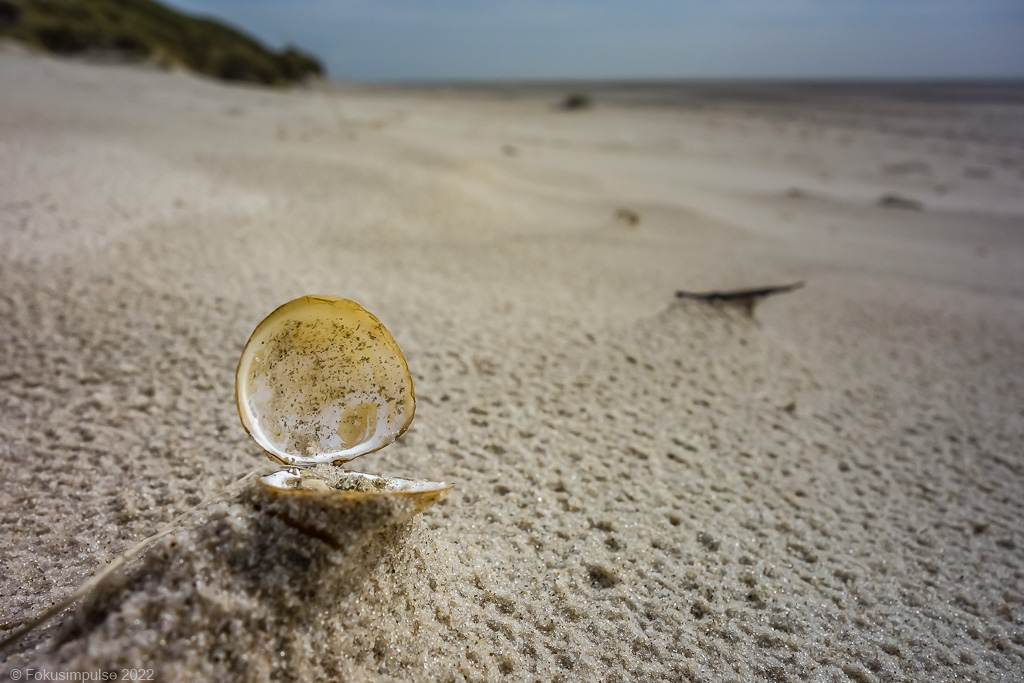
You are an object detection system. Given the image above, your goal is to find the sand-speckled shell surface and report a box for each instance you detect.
[236,296,451,506]
[236,296,417,466]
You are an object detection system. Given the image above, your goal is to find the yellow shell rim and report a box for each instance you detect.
[258,469,454,500]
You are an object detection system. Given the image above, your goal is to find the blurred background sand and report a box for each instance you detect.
[1,48,1023,680]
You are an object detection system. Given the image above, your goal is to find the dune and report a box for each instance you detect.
[1,51,1023,681]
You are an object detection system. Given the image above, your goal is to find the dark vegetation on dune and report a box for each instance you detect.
[0,0,322,85]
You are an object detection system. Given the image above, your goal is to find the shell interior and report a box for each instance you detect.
[235,296,416,467]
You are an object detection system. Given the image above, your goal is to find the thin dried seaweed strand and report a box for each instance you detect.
[0,468,268,652]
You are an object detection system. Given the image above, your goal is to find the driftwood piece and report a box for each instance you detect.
[674,281,804,316]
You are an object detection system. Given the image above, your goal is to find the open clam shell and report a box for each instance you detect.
[236,295,451,513]
[236,296,416,467]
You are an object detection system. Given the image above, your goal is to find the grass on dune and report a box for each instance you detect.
[0,0,323,85]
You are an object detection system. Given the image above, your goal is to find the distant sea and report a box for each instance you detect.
[387,79,1024,107]
[359,79,1024,148]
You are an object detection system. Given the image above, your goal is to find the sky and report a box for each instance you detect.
[165,0,1024,82]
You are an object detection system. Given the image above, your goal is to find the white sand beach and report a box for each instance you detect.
[1,49,1023,680]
